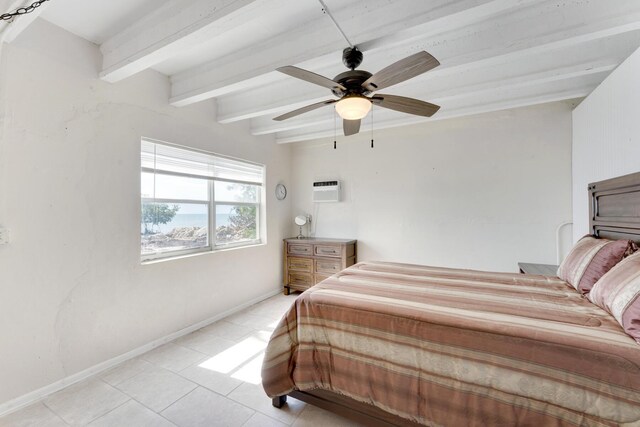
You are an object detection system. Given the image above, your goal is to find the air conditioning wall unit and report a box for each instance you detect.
[313,180,341,203]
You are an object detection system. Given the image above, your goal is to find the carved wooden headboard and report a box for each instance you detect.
[589,171,640,243]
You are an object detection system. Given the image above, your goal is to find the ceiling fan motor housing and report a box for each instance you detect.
[342,47,363,70]
[331,70,372,97]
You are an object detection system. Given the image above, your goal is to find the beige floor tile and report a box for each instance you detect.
[245,303,278,317]
[292,405,367,427]
[179,362,243,396]
[116,366,196,412]
[198,321,254,341]
[242,412,287,427]
[225,312,280,330]
[247,298,295,318]
[173,331,211,348]
[267,295,298,310]
[241,305,284,321]
[43,380,129,426]
[194,337,267,382]
[174,332,237,356]
[101,358,153,386]
[142,343,208,372]
[88,400,176,427]
[225,350,265,385]
[228,383,305,424]
[0,403,67,427]
[161,387,254,427]
[245,329,274,343]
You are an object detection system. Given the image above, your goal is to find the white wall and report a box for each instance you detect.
[0,20,291,404]
[572,46,640,241]
[290,102,574,272]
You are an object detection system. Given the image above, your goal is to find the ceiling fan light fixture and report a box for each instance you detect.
[335,95,372,120]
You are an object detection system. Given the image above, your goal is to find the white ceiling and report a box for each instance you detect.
[5,0,640,143]
[35,0,159,45]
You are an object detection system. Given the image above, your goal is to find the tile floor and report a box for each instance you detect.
[0,294,365,427]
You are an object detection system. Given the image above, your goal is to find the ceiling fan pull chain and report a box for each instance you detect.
[333,108,337,149]
[370,104,374,148]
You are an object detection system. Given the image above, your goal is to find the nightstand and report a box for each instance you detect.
[518,262,559,276]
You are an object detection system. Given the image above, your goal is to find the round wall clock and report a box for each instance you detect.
[275,183,287,200]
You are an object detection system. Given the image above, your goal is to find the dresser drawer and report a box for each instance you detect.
[287,242,313,256]
[315,258,342,275]
[288,272,313,287]
[314,244,342,258]
[314,274,332,284]
[288,257,313,273]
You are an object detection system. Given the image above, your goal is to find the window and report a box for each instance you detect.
[140,139,264,261]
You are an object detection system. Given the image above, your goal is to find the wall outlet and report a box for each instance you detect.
[0,228,10,245]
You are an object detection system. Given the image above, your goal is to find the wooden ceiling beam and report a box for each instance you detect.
[168,0,524,106]
[176,0,640,112]
[99,0,265,83]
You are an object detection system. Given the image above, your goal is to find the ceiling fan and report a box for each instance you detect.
[273,46,441,137]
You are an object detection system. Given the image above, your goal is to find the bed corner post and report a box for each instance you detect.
[272,395,287,408]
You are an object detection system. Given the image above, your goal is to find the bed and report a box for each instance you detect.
[261,172,640,426]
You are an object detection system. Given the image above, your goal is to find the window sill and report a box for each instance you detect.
[141,241,265,265]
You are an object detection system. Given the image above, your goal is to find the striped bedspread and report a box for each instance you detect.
[261,261,640,426]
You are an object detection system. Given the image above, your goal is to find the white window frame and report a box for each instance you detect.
[210,178,262,250]
[140,139,265,262]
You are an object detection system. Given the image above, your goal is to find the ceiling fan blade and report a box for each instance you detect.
[343,119,361,136]
[372,94,440,117]
[273,99,336,121]
[277,66,346,91]
[362,51,439,92]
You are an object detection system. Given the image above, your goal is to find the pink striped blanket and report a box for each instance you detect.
[262,261,640,426]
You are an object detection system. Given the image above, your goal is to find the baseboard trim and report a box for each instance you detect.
[0,288,282,417]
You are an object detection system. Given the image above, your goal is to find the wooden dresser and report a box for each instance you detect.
[283,237,357,295]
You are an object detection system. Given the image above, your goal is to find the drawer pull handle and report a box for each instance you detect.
[290,247,311,253]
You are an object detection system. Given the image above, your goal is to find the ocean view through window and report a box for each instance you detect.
[140,139,265,261]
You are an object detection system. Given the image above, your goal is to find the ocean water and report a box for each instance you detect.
[142,213,229,233]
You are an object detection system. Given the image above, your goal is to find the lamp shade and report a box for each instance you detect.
[335,95,372,120]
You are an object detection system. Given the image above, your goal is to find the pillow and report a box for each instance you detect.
[588,252,640,343]
[557,235,636,294]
